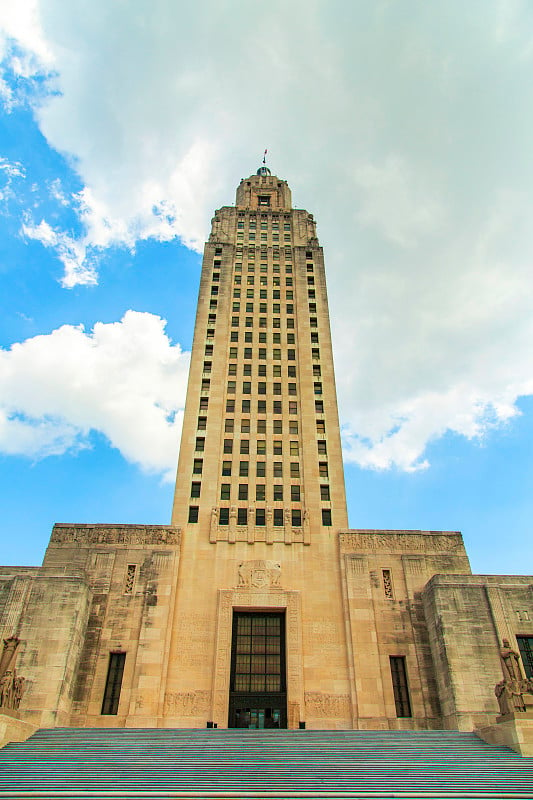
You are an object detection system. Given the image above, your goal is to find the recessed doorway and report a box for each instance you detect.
[228,611,287,728]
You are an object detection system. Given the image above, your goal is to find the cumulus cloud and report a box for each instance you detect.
[2,1,533,470]
[0,311,190,479]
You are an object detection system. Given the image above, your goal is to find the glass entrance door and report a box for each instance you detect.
[228,612,287,728]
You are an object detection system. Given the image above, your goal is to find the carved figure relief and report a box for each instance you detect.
[340,532,461,553]
[51,525,180,546]
[164,691,210,716]
[494,639,533,716]
[0,637,26,710]
[304,692,351,718]
[237,560,281,589]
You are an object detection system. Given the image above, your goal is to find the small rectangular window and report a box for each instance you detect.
[238,484,248,500]
[255,508,266,525]
[290,462,300,478]
[240,440,249,454]
[221,484,231,500]
[273,401,282,414]
[273,485,283,501]
[321,509,332,526]
[258,382,267,395]
[242,399,251,413]
[315,400,324,414]
[273,509,284,527]
[225,419,234,432]
[191,481,201,498]
[188,506,199,523]
[287,349,295,360]
[257,400,266,413]
[219,508,230,525]
[256,462,266,478]
[230,331,239,342]
[287,366,296,377]
[319,462,328,477]
[273,420,282,435]
[193,459,203,475]
[273,441,282,455]
[273,382,282,395]
[239,461,249,477]
[273,462,283,477]
[201,379,210,392]
[318,441,327,455]
[222,461,232,476]
[256,484,266,501]
[223,439,233,454]
[237,508,248,525]
[288,383,297,395]
[257,440,266,455]
[227,381,236,393]
[291,485,300,502]
[243,381,251,394]
[226,400,235,413]
[314,382,323,395]
[289,401,298,414]
[199,397,209,411]
[320,484,330,501]
[197,416,207,430]
[289,421,298,435]
[290,441,299,456]
[101,653,126,715]
[292,510,302,527]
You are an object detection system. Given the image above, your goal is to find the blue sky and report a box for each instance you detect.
[1,2,533,574]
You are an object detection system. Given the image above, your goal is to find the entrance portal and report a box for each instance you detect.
[228,612,287,728]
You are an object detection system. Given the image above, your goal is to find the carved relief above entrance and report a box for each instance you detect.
[211,589,303,729]
[237,560,281,589]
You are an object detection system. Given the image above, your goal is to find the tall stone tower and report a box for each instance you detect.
[168,167,352,728]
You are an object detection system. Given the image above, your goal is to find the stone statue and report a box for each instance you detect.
[495,680,526,715]
[500,639,524,682]
[0,637,19,679]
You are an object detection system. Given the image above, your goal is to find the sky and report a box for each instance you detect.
[0,1,532,573]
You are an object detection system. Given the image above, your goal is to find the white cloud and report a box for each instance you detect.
[0,311,190,479]
[3,1,533,470]
[21,218,97,287]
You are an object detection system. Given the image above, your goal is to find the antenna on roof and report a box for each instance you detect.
[263,149,268,165]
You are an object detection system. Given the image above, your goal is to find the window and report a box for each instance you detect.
[246,303,253,313]
[312,348,320,360]
[315,400,324,414]
[288,383,297,395]
[390,657,412,717]
[290,441,299,456]
[225,419,234,432]
[231,317,239,328]
[101,653,126,715]
[290,463,300,478]
[230,331,239,342]
[289,401,298,414]
[219,508,230,525]
[241,419,250,433]
[246,317,253,328]
[221,484,231,500]
[258,196,270,206]
[238,484,248,500]
[208,314,216,325]
[273,401,282,414]
[256,461,265,477]
[227,381,236,393]
[286,290,293,299]
[193,459,203,475]
[243,381,251,394]
[316,420,325,434]
[286,304,294,315]
[273,509,284,527]
[309,303,316,313]
[289,421,298,435]
[314,382,322,395]
[287,333,295,344]
[383,569,394,600]
[320,484,330,501]
[228,364,237,376]
[272,364,281,377]
[239,461,249,477]
[319,462,329,478]
[321,509,332,526]
[232,302,240,312]
[229,347,238,360]
[197,416,207,430]
[313,364,321,376]
[273,303,280,314]
[273,441,282,455]
[226,399,235,413]
[247,289,254,298]
[244,347,252,359]
[273,382,282,395]
[260,289,267,299]
[273,462,283,477]
[240,440,249,454]
[257,400,266,413]
[287,366,296,377]
[318,441,327,455]
[259,348,267,359]
[273,332,281,343]
[237,508,248,525]
[260,302,267,313]
[273,318,280,328]
[257,440,266,455]
[255,508,266,525]
[195,437,205,452]
[273,420,282,434]
[517,637,533,678]
[244,332,252,342]
[190,482,201,498]
[200,397,209,411]
[242,399,251,413]
[273,485,283,501]
[273,348,281,360]
[292,510,302,527]
[188,506,199,523]
[258,382,267,395]
[223,439,233,454]
[259,317,267,328]
[222,461,232,476]
[243,364,252,376]
[291,485,300,502]
[287,349,295,360]
[205,345,213,357]
[311,333,319,343]
[210,300,218,310]
[201,379,210,392]
[256,484,266,501]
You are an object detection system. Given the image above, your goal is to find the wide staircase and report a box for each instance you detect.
[0,728,531,798]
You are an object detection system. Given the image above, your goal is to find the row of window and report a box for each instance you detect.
[231,289,294,299]
[190,459,329,478]
[195,437,327,457]
[230,303,295,313]
[190,481,329,502]
[230,317,296,329]
[210,419,325,434]
[226,381,301,395]
[234,275,293,286]
[224,331,297,344]
[196,398,324,415]
[237,220,291,230]
[236,233,292,243]
[188,506,332,527]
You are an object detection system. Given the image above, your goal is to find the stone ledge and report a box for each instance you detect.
[0,713,38,749]
[475,712,533,757]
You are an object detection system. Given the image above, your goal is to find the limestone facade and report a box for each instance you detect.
[0,170,531,736]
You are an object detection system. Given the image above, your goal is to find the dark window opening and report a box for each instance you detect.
[390,656,412,717]
[101,652,126,715]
